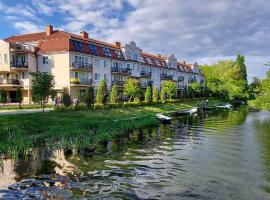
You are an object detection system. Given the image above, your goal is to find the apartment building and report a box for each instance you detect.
[0,25,204,103]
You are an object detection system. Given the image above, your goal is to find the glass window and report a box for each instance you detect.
[75,72,79,78]
[115,50,122,59]
[103,48,111,57]
[89,44,98,54]
[104,74,108,81]
[134,54,137,60]
[72,40,84,52]
[94,73,100,81]
[94,59,99,67]
[4,54,8,63]
[42,56,49,64]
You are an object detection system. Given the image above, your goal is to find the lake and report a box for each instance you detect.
[1,108,270,199]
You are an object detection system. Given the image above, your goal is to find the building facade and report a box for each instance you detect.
[0,25,204,103]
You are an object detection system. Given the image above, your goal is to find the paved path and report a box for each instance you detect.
[0,108,53,116]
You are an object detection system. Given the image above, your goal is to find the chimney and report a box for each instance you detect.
[115,41,121,48]
[157,54,161,58]
[45,25,53,36]
[80,31,89,39]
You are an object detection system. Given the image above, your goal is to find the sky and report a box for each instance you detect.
[0,0,269,81]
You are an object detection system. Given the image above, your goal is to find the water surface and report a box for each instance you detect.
[1,108,270,199]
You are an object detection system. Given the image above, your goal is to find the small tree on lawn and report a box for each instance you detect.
[96,80,108,105]
[144,86,152,103]
[31,72,54,112]
[162,80,177,100]
[15,88,23,108]
[110,85,118,104]
[160,88,166,103]
[0,90,7,106]
[123,78,141,102]
[152,87,159,103]
[62,88,72,107]
[83,86,95,108]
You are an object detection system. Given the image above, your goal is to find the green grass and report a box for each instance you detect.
[0,104,52,110]
[0,98,225,156]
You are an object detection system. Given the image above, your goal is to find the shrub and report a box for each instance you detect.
[110,85,118,103]
[62,88,72,107]
[73,104,88,111]
[83,86,94,108]
[144,86,152,103]
[94,104,105,110]
[160,89,166,103]
[152,87,159,103]
[96,80,108,105]
[16,88,23,108]
[0,90,8,106]
[54,105,69,112]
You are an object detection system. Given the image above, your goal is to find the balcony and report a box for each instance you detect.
[141,81,153,88]
[111,67,132,76]
[188,78,197,83]
[178,76,184,82]
[177,83,186,90]
[70,78,92,86]
[161,74,173,80]
[0,79,21,87]
[140,71,152,78]
[70,62,93,71]
[112,80,125,87]
[10,62,28,70]
[10,43,35,53]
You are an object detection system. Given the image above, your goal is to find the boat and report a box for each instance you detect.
[189,107,198,114]
[216,103,233,109]
[156,114,171,123]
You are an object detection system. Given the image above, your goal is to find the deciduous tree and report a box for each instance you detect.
[123,78,141,102]
[83,86,95,108]
[110,85,118,104]
[16,88,23,108]
[96,80,108,105]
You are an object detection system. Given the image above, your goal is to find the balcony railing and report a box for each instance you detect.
[140,71,152,77]
[161,74,173,80]
[0,79,21,85]
[188,78,197,83]
[177,84,186,89]
[141,81,153,88]
[10,43,35,52]
[112,80,125,86]
[111,67,132,75]
[70,78,92,85]
[10,62,28,68]
[70,62,93,70]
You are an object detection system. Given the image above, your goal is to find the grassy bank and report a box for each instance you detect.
[0,98,224,156]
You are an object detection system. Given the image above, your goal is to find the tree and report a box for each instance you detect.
[162,80,177,100]
[31,72,54,112]
[0,90,7,106]
[62,88,72,107]
[110,85,118,104]
[188,82,201,97]
[15,88,23,108]
[248,77,261,100]
[152,87,159,103]
[83,86,95,108]
[144,86,152,103]
[160,88,166,103]
[123,78,141,102]
[96,80,108,105]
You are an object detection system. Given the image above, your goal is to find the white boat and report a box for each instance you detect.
[156,114,171,122]
[217,103,233,109]
[189,107,198,114]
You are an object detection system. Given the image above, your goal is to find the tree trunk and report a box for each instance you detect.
[42,100,45,112]
[129,96,132,102]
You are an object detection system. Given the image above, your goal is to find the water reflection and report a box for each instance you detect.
[1,108,270,199]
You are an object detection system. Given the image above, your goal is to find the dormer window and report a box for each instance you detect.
[103,48,111,57]
[72,40,84,52]
[115,50,122,59]
[89,44,98,54]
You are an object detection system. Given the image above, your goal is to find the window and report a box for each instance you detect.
[22,72,25,79]
[134,54,137,61]
[104,74,108,81]
[4,54,8,64]
[103,48,111,57]
[75,72,79,78]
[42,56,49,64]
[72,40,84,52]
[94,59,99,67]
[127,63,131,69]
[104,60,109,68]
[115,50,122,59]
[89,44,98,54]
[94,73,100,81]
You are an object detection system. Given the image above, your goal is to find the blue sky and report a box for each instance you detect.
[0,0,269,81]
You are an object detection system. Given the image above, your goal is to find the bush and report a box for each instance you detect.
[160,89,166,103]
[83,86,94,108]
[62,88,72,107]
[54,105,69,112]
[96,80,108,105]
[94,104,105,110]
[144,86,152,103]
[107,103,122,108]
[110,85,118,103]
[0,90,8,106]
[73,104,88,111]
[152,87,159,103]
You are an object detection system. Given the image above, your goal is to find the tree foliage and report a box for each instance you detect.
[96,80,108,105]
[200,55,249,101]
[152,87,159,103]
[248,77,261,100]
[0,90,7,106]
[160,88,166,103]
[123,78,141,102]
[16,88,23,108]
[161,80,177,100]
[62,88,72,107]
[109,85,118,104]
[144,86,152,103]
[83,86,95,108]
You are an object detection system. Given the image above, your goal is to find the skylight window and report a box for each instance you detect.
[72,40,84,52]
[103,48,112,57]
[89,44,98,54]
[115,50,122,59]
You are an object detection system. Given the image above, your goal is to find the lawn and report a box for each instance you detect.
[0,98,224,156]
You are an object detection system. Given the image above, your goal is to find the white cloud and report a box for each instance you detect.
[14,21,42,34]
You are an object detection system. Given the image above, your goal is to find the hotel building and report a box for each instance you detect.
[0,25,204,103]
